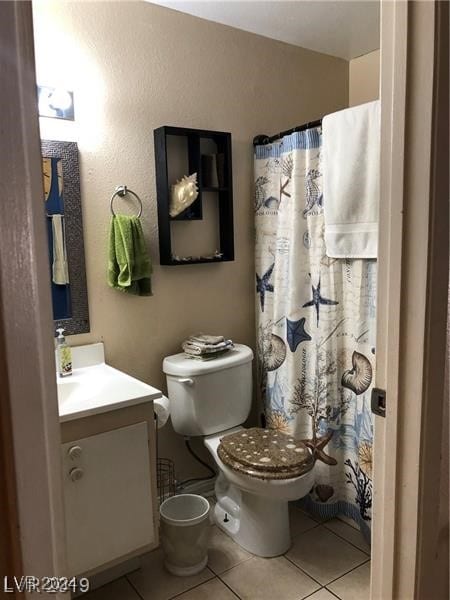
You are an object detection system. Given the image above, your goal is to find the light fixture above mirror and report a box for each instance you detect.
[38,85,75,121]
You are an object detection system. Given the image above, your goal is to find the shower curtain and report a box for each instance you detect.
[254,127,376,541]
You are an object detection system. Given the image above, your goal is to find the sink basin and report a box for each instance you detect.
[57,379,82,405]
[57,343,162,422]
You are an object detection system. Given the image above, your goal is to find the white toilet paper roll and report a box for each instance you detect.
[154,395,170,429]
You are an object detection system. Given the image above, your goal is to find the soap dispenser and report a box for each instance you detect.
[56,328,72,377]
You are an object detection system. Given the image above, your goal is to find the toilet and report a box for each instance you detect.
[163,344,315,557]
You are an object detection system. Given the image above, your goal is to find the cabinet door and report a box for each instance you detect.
[62,422,155,575]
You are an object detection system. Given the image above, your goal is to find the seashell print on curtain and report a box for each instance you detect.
[254,128,376,542]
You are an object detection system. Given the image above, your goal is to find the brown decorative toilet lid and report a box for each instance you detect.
[217,427,314,480]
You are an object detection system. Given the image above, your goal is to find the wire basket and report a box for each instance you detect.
[157,457,176,505]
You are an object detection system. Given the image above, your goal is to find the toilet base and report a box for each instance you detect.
[214,477,291,557]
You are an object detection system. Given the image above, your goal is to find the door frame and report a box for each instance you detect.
[372,1,449,598]
[0,1,67,597]
[0,2,448,599]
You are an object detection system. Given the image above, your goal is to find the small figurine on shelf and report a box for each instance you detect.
[169,173,199,217]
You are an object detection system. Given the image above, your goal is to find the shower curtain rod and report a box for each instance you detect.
[252,117,322,146]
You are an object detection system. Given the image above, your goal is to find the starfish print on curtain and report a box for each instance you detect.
[256,263,275,312]
[286,317,311,352]
[302,276,339,326]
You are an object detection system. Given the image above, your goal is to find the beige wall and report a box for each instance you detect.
[349,49,380,106]
[33,1,348,478]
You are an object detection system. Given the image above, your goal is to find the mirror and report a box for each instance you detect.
[41,140,89,334]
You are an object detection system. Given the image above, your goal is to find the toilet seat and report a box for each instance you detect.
[217,427,314,480]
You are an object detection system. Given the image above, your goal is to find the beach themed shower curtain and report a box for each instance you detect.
[254,128,376,540]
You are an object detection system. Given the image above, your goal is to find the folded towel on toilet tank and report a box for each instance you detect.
[181,334,234,357]
[189,334,225,345]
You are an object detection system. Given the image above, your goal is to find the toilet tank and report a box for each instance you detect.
[163,344,253,436]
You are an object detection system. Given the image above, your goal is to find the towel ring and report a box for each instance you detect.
[110,185,143,218]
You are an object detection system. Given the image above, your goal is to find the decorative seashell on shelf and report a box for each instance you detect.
[169,173,199,217]
[341,351,373,395]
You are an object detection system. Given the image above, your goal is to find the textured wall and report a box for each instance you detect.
[349,49,380,106]
[33,1,348,478]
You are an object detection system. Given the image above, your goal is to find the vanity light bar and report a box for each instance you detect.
[38,85,75,121]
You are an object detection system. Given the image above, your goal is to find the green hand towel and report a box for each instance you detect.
[107,215,152,296]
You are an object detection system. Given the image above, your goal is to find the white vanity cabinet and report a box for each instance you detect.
[61,404,159,577]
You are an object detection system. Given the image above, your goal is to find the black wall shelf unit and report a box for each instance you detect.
[154,126,234,266]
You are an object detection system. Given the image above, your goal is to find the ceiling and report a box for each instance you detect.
[147,1,380,61]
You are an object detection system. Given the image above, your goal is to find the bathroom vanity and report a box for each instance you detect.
[58,343,162,577]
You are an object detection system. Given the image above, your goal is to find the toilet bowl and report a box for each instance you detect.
[163,344,315,558]
[204,427,314,556]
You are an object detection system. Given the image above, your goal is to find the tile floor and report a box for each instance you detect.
[83,504,370,600]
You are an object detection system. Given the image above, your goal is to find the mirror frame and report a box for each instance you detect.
[41,140,89,334]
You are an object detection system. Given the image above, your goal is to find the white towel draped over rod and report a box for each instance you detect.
[322,100,381,259]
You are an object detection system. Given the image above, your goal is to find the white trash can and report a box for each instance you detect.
[160,494,211,576]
